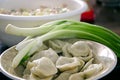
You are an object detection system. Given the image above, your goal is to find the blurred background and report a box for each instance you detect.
[0,0,120,79]
[83,0,120,80]
[96,0,120,79]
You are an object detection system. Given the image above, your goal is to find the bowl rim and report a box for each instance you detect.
[89,49,117,80]
[0,0,88,20]
[0,41,118,80]
[0,47,25,80]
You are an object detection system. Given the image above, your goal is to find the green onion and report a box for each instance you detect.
[5,19,120,68]
[5,20,69,37]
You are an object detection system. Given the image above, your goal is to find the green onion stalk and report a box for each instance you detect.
[5,19,120,68]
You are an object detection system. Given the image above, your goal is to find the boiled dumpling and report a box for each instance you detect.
[30,48,59,63]
[59,63,103,80]
[81,58,94,71]
[29,73,53,80]
[83,63,103,78]
[69,72,85,80]
[55,68,80,80]
[65,67,79,74]
[48,40,66,53]
[56,57,80,72]
[78,50,93,62]
[23,57,56,79]
[29,73,40,80]
[30,57,57,78]
[55,72,71,80]
[76,58,85,71]
[8,39,105,80]
[68,41,91,57]
[62,43,72,57]
[23,61,35,79]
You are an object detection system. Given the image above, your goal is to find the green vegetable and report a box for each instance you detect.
[5,20,69,37]
[5,20,120,68]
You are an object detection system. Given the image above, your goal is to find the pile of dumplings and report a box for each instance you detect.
[18,39,103,80]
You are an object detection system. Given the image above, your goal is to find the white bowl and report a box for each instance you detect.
[0,41,117,80]
[0,0,88,46]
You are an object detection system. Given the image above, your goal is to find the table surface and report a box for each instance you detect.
[0,0,120,80]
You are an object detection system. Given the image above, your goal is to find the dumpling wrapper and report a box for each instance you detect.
[65,67,79,74]
[30,48,59,63]
[55,72,71,80]
[78,50,93,62]
[30,57,58,78]
[48,40,66,53]
[56,57,80,72]
[62,43,72,57]
[29,73,53,80]
[55,66,81,80]
[69,72,84,80]
[83,63,103,78]
[69,64,103,80]
[81,58,94,72]
[23,61,35,79]
[76,58,85,71]
[68,41,90,57]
